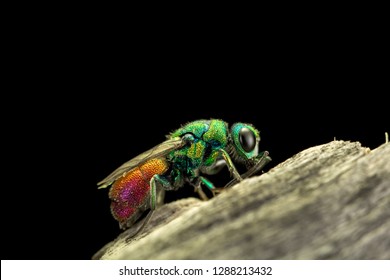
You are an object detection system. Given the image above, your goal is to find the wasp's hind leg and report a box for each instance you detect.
[126,174,173,241]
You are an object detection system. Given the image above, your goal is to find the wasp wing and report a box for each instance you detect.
[97,137,184,189]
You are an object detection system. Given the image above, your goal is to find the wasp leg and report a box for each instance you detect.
[190,176,224,200]
[126,174,172,241]
[199,176,225,197]
[190,176,211,201]
[240,151,272,179]
[224,151,272,188]
[219,149,243,182]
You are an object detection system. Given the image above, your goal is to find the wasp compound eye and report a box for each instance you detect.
[239,127,256,152]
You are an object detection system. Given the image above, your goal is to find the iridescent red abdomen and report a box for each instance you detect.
[109,158,169,228]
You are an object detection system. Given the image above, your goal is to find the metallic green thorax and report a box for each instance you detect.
[168,119,229,178]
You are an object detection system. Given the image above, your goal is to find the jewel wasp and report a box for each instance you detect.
[97,119,271,234]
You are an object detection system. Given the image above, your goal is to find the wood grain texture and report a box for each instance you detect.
[93,141,390,260]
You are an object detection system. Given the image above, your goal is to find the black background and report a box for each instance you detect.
[2,22,389,260]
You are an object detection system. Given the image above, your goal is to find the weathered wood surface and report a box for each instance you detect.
[93,141,390,260]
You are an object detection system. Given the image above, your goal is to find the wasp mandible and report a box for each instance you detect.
[98,119,271,233]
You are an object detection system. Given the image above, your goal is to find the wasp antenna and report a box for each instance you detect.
[385,132,389,144]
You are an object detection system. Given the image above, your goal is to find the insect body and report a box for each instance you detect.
[98,119,271,230]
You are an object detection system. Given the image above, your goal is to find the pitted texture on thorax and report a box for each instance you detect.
[169,119,229,173]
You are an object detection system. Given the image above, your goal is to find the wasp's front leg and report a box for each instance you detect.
[224,151,272,188]
[241,151,272,179]
[219,149,243,183]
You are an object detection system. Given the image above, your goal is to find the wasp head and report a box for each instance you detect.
[228,123,261,168]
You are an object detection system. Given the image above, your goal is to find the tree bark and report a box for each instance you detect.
[93,140,390,260]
